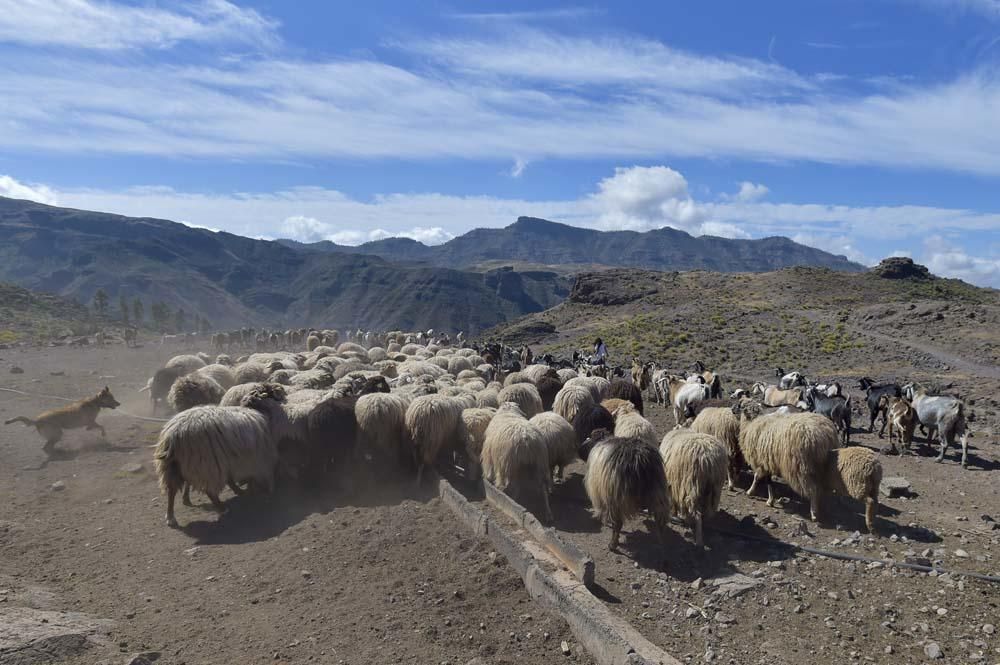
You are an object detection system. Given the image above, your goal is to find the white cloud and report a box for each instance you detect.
[281,215,328,243]
[700,221,751,239]
[1,30,999,175]
[591,166,706,232]
[0,0,278,50]
[0,175,58,205]
[734,181,769,202]
[792,232,875,266]
[510,158,528,178]
[922,237,1000,287]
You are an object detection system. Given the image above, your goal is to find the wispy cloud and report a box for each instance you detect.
[0,174,58,204]
[1,27,999,174]
[913,0,1000,19]
[447,8,600,22]
[0,0,278,50]
[805,41,847,49]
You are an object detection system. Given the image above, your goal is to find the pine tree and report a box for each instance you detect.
[132,298,144,325]
[92,289,109,317]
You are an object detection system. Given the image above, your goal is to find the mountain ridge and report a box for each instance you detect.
[279,215,865,273]
[0,197,569,333]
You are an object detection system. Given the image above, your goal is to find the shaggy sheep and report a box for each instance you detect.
[612,402,659,449]
[233,362,269,385]
[356,392,412,470]
[148,366,186,415]
[736,404,839,521]
[367,347,388,363]
[556,368,578,384]
[164,354,206,375]
[563,376,602,404]
[406,394,466,484]
[554,383,596,425]
[481,405,552,522]
[475,389,500,409]
[827,446,882,532]
[306,334,321,352]
[523,364,556,384]
[690,406,743,490]
[220,382,266,407]
[579,428,671,552]
[608,378,644,415]
[503,371,531,387]
[529,412,577,481]
[590,376,612,400]
[462,407,496,480]
[167,374,225,413]
[216,354,233,366]
[535,376,562,412]
[153,385,283,526]
[195,364,237,391]
[447,355,474,376]
[497,383,544,419]
[659,429,728,547]
[572,403,615,444]
[303,393,359,483]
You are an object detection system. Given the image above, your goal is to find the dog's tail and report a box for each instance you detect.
[4,416,35,427]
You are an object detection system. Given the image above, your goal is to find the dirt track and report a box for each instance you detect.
[0,344,593,665]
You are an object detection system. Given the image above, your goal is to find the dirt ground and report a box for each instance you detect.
[2,340,998,665]
[0,344,593,665]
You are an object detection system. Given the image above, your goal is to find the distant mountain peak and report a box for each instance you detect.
[508,216,579,235]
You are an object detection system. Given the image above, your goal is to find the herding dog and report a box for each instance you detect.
[5,386,120,452]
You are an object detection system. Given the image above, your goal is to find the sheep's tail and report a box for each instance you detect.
[4,416,34,427]
[152,430,184,495]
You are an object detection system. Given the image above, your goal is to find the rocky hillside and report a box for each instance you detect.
[0,197,569,333]
[486,259,1000,384]
[283,216,865,273]
[0,282,91,342]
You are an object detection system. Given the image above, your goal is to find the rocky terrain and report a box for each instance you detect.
[0,197,570,334]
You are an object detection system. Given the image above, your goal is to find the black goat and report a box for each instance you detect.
[858,377,902,434]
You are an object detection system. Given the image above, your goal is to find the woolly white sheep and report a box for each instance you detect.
[659,429,728,547]
[481,404,552,522]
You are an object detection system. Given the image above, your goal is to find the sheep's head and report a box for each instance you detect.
[732,397,763,421]
[578,427,611,461]
[360,376,391,395]
[730,388,748,399]
[241,382,287,409]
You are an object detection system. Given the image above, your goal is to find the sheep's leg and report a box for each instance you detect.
[809,494,821,522]
[207,492,226,514]
[415,463,425,486]
[540,489,554,525]
[182,483,192,506]
[227,480,245,496]
[960,432,969,469]
[694,514,704,548]
[165,486,178,527]
[765,480,777,508]
[746,471,762,497]
[609,519,622,551]
[864,496,877,533]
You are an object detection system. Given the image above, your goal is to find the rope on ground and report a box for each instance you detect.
[0,387,169,423]
[709,525,1000,584]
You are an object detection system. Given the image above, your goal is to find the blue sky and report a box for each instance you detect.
[1,0,999,286]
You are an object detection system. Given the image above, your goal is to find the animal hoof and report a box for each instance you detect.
[935,456,944,463]
[165,517,178,528]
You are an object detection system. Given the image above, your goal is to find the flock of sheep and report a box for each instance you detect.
[139,330,973,563]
